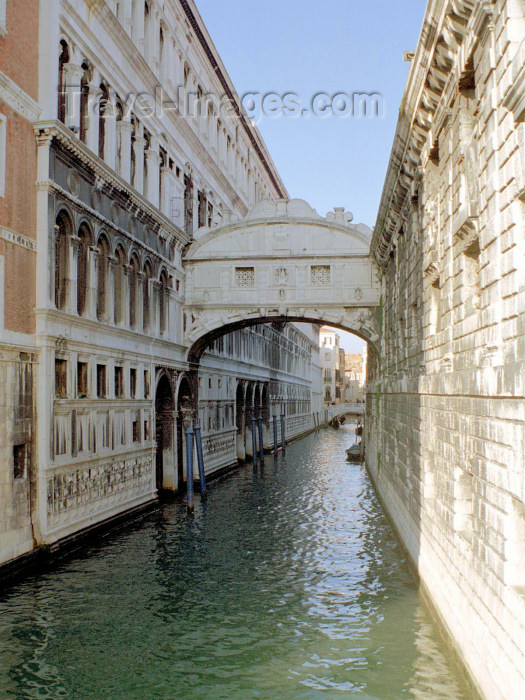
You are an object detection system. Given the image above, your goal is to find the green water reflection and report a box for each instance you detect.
[0,427,477,699]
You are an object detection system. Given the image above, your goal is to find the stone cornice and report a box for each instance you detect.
[0,226,37,252]
[42,179,183,267]
[0,70,41,122]
[372,0,493,266]
[33,119,189,252]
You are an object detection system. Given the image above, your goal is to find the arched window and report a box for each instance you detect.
[129,254,139,328]
[98,83,109,160]
[143,129,151,196]
[159,269,169,335]
[113,245,126,324]
[77,223,92,316]
[130,116,137,184]
[96,234,110,321]
[159,147,167,209]
[159,25,165,80]
[143,261,152,332]
[58,40,70,123]
[184,173,193,236]
[55,211,71,310]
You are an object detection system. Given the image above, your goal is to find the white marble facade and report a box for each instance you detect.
[22,0,322,551]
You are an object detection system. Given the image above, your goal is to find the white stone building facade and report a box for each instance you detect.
[0,0,321,566]
[367,1,525,698]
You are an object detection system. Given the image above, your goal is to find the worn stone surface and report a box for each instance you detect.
[368,2,525,698]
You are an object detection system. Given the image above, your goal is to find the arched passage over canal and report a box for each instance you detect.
[183,198,381,366]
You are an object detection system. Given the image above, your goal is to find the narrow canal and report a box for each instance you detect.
[0,427,476,699]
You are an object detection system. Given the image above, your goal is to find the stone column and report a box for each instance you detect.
[35,130,54,310]
[133,132,146,195]
[160,165,172,217]
[132,0,145,50]
[86,246,99,320]
[103,99,117,170]
[106,255,116,325]
[117,118,133,183]
[143,277,154,334]
[121,263,130,329]
[85,81,102,156]
[38,0,60,121]
[167,289,177,341]
[166,39,176,93]
[120,0,133,35]
[136,271,144,333]
[177,48,186,88]
[145,143,161,208]
[67,235,81,315]
[151,6,160,73]
[152,280,161,336]
[62,63,83,133]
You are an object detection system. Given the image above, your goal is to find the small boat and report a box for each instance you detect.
[346,442,363,462]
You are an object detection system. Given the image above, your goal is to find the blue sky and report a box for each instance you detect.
[195,0,426,353]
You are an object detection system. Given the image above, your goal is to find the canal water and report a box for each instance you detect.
[0,427,477,699]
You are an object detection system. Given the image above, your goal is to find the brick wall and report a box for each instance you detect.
[0,0,39,101]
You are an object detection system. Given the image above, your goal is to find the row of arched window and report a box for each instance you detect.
[54,210,171,335]
[57,12,272,224]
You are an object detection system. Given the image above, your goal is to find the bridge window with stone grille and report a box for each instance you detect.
[235,267,255,288]
[311,265,331,286]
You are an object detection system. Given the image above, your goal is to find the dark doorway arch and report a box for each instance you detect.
[235,382,245,460]
[155,374,175,494]
[244,383,254,458]
[176,375,193,490]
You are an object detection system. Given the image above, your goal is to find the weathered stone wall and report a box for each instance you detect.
[0,0,39,566]
[368,1,525,698]
[0,351,36,564]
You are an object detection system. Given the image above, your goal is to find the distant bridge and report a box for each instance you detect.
[326,403,365,422]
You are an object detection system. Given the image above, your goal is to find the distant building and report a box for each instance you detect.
[319,327,344,404]
[344,352,365,402]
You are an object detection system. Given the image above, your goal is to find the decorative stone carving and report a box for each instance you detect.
[47,455,153,528]
[274,267,288,286]
[235,267,255,287]
[311,265,331,287]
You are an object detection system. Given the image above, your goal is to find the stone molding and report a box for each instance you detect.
[372,0,494,265]
[33,119,189,249]
[0,70,41,122]
[0,226,37,252]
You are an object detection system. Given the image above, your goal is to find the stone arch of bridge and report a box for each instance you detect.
[183,198,382,367]
[186,313,379,366]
